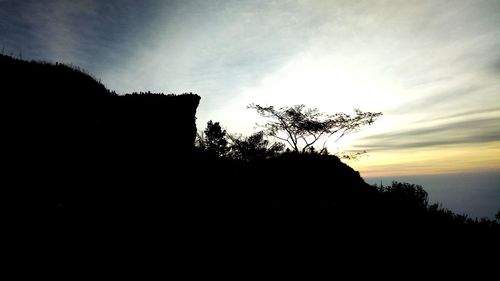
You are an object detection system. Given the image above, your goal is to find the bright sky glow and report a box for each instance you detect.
[1,0,500,177]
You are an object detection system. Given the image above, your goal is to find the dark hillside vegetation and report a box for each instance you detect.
[1,55,498,259]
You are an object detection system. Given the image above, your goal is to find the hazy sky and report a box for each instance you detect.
[1,0,500,177]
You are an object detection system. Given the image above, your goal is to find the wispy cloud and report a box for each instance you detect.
[0,0,166,74]
[354,119,500,151]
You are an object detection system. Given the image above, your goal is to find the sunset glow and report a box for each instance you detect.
[2,0,499,177]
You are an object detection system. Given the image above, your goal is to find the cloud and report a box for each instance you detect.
[353,115,500,151]
[0,0,166,75]
[1,0,500,175]
[491,58,500,74]
[1,0,93,60]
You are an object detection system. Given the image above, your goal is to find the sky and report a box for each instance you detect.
[1,0,500,180]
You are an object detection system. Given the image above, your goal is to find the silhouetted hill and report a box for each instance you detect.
[1,55,200,217]
[2,55,498,263]
[0,54,112,99]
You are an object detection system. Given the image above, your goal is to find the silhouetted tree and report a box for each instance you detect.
[229,131,285,161]
[380,181,429,209]
[496,210,500,222]
[248,104,382,153]
[197,120,229,157]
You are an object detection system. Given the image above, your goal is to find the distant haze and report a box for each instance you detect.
[366,171,500,219]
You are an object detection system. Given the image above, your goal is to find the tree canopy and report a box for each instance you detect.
[229,131,285,161]
[248,104,382,154]
[196,120,229,157]
[196,121,284,161]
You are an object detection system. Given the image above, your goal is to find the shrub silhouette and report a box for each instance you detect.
[230,131,285,161]
[379,181,429,209]
[196,121,285,161]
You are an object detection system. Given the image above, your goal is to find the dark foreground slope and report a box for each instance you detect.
[1,55,498,264]
[1,54,200,216]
